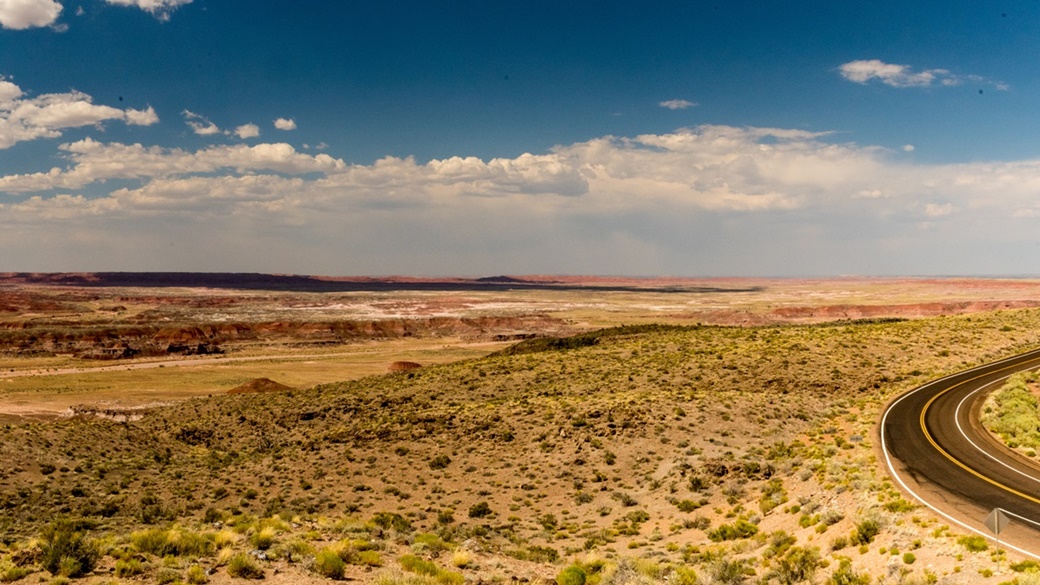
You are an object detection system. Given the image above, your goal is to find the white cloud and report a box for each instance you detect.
[839,59,1007,90]
[0,138,346,192]
[124,106,159,126]
[234,123,260,139]
[902,144,915,152]
[8,124,1040,274]
[659,99,697,110]
[0,0,62,29]
[0,78,158,149]
[273,117,297,131]
[104,0,191,20]
[182,110,221,136]
[839,60,939,88]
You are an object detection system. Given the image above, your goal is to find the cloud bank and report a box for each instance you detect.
[4,124,1040,274]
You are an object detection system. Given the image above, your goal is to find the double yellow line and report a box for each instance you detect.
[919,355,1040,506]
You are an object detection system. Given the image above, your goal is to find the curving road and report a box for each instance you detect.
[882,347,1040,557]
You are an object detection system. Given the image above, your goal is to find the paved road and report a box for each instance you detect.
[882,347,1040,558]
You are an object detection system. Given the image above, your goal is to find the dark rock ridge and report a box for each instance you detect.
[0,315,564,359]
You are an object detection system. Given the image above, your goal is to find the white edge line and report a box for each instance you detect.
[954,371,1040,486]
[880,349,1040,560]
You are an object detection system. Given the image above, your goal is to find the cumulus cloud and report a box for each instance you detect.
[273,117,297,131]
[182,110,221,136]
[0,0,62,29]
[124,106,159,126]
[0,78,159,149]
[8,124,1040,274]
[104,0,191,20]
[659,99,697,110]
[234,123,260,139]
[0,125,883,215]
[0,138,346,192]
[839,59,1007,90]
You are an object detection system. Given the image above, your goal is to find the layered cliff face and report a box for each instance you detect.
[0,315,565,359]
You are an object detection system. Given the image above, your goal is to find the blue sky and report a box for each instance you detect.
[2,0,1040,276]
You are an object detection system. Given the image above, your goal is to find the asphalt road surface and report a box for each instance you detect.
[882,347,1040,558]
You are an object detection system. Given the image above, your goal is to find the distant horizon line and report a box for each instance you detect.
[4,271,1040,281]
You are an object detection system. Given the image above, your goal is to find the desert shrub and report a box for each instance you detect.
[139,494,171,524]
[556,565,586,585]
[400,555,439,576]
[397,555,463,584]
[508,545,558,563]
[249,526,277,550]
[675,499,701,513]
[156,567,181,584]
[707,519,758,542]
[770,546,821,585]
[884,498,915,513]
[357,550,383,567]
[213,529,239,549]
[760,531,794,560]
[372,512,413,533]
[186,564,209,584]
[0,566,30,583]
[115,558,145,577]
[759,478,788,514]
[673,566,699,585]
[131,527,169,555]
[173,528,213,557]
[438,571,465,585]
[705,556,751,585]
[826,558,869,585]
[819,509,844,526]
[429,455,452,470]
[450,549,471,568]
[850,518,880,545]
[538,513,559,530]
[315,548,346,580]
[957,534,988,552]
[40,520,100,578]
[1012,560,1040,572]
[902,552,915,565]
[272,538,315,564]
[468,502,492,518]
[226,553,264,579]
[413,532,451,553]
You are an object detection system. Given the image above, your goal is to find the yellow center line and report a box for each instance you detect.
[919,355,1040,505]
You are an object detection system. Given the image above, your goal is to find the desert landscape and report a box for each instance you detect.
[3,274,1040,584]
